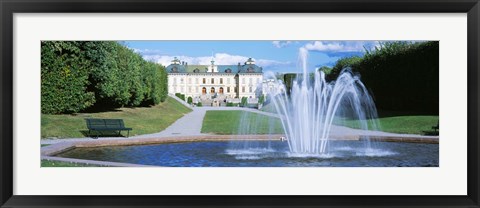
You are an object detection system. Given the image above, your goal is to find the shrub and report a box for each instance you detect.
[327,41,439,114]
[41,41,95,114]
[187,97,193,104]
[41,41,168,114]
[197,102,203,107]
[258,95,265,105]
[240,97,248,107]
[175,93,186,101]
[283,73,297,96]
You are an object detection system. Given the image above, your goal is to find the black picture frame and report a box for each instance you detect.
[1,0,479,207]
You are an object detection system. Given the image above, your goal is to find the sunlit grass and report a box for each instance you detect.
[41,97,192,139]
[201,110,284,135]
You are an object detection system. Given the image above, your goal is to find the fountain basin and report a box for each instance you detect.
[46,138,439,167]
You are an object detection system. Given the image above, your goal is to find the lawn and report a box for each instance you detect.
[260,102,277,113]
[41,97,192,139]
[201,110,284,134]
[41,160,102,167]
[340,115,439,135]
[260,104,439,135]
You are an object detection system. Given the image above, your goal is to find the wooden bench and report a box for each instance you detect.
[85,118,132,138]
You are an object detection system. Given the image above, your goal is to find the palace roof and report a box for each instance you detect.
[166,63,263,74]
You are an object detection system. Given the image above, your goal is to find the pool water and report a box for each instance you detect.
[56,141,439,167]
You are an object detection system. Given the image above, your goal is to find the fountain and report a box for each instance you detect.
[265,48,380,155]
[52,48,439,167]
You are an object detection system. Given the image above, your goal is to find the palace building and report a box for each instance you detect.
[166,57,264,105]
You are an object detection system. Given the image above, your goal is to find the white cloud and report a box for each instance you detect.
[142,53,291,68]
[302,41,380,52]
[272,41,295,48]
[130,48,164,55]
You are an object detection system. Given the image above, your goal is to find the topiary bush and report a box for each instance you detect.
[240,97,248,107]
[41,41,168,114]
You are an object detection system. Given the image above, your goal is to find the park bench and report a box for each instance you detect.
[85,118,132,138]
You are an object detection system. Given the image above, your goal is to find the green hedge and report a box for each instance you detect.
[240,97,248,107]
[175,93,186,101]
[283,74,297,96]
[326,41,439,114]
[258,95,265,104]
[41,41,168,114]
[357,41,439,114]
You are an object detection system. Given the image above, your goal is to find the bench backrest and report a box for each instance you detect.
[86,118,126,129]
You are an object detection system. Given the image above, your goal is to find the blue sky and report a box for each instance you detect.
[123,41,381,73]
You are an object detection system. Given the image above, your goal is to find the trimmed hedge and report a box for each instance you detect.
[41,41,168,114]
[175,93,186,101]
[326,41,439,114]
[240,97,248,107]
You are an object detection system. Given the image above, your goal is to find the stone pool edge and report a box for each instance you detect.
[41,134,438,167]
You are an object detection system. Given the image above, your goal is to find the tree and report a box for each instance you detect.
[318,66,333,75]
[41,41,169,114]
[283,73,297,96]
[327,56,362,81]
[41,41,95,114]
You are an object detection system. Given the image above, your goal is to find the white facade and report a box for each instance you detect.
[166,57,264,102]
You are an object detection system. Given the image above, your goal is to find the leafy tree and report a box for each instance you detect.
[41,41,95,114]
[318,66,333,75]
[283,73,297,96]
[327,56,362,81]
[325,41,439,114]
[356,41,439,114]
[41,41,169,114]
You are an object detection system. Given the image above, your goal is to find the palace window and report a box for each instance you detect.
[227,87,230,93]
[203,78,206,84]
[242,87,245,93]
[220,78,223,84]
[249,87,252,92]
[227,78,230,84]
[211,78,215,84]
[173,78,177,84]
[195,78,199,84]
[242,78,245,84]
[249,78,252,84]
